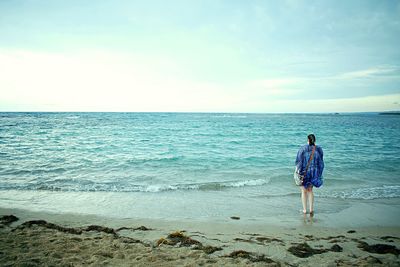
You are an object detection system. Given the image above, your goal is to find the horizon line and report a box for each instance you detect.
[1,110,399,114]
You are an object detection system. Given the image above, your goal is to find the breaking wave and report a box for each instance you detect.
[0,178,270,193]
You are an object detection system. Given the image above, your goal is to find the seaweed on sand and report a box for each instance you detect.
[116,225,152,232]
[14,219,145,238]
[200,245,222,254]
[18,220,84,235]
[288,242,343,258]
[156,231,222,255]
[0,215,19,226]
[227,250,277,264]
[168,231,201,247]
[357,241,400,255]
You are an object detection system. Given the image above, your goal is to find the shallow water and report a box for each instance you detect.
[1,112,399,225]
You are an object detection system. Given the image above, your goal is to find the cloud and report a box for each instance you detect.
[0,49,235,112]
[247,94,400,113]
[337,66,399,80]
[249,65,400,97]
[1,49,399,113]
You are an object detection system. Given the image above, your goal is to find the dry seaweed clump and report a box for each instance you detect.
[330,244,343,252]
[228,250,253,259]
[288,242,343,258]
[357,241,400,255]
[156,237,174,246]
[18,220,83,235]
[135,225,151,231]
[168,231,186,239]
[336,256,383,266]
[288,243,326,258]
[227,250,278,264]
[157,231,201,247]
[16,220,118,236]
[156,231,222,255]
[8,217,153,238]
[85,225,116,235]
[116,225,152,232]
[0,215,19,226]
[168,231,201,247]
[200,245,223,254]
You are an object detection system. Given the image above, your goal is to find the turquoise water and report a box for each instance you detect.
[1,112,400,224]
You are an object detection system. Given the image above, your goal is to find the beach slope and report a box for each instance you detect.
[1,209,399,266]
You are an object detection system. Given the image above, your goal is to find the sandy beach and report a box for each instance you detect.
[1,208,399,266]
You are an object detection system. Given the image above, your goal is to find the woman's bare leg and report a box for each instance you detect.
[307,186,314,215]
[301,186,307,214]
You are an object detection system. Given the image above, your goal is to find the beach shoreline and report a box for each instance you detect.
[1,207,399,266]
[1,189,400,229]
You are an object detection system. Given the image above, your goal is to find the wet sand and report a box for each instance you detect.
[1,208,400,266]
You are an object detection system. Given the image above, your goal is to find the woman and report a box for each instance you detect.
[295,134,324,216]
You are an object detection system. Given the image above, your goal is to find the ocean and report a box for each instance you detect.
[1,112,399,226]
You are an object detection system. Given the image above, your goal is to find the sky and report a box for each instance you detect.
[0,0,399,112]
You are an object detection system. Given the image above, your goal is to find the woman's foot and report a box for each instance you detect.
[310,211,314,217]
[301,209,307,214]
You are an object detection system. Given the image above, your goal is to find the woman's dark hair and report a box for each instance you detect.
[308,134,316,146]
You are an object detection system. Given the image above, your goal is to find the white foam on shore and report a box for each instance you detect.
[320,185,400,200]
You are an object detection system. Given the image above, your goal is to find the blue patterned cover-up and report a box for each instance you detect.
[295,144,324,188]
